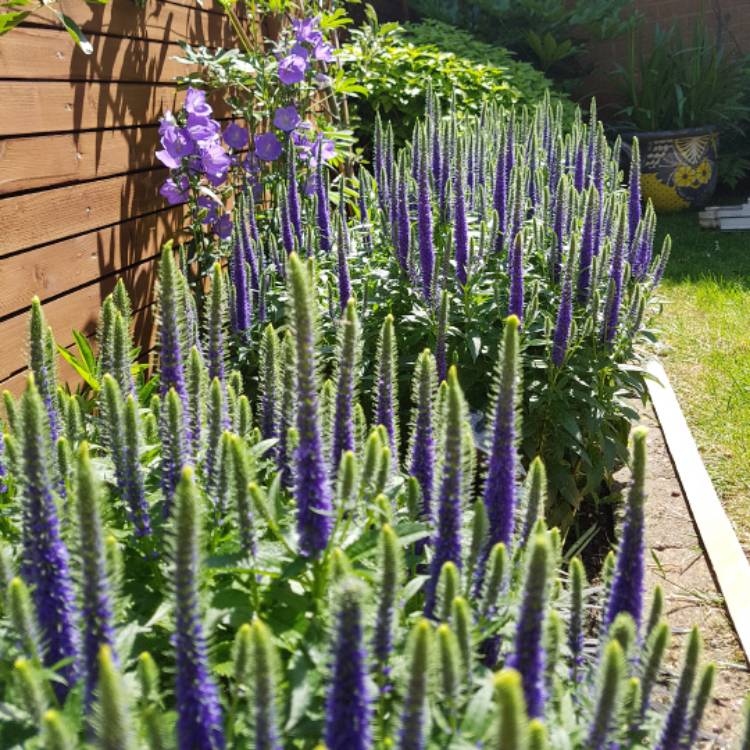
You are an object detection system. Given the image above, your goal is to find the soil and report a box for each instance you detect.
[621,406,750,747]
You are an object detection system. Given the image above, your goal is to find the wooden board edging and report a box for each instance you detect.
[646,358,750,664]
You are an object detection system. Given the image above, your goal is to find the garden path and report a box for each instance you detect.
[626,407,750,746]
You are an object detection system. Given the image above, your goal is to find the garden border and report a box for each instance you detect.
[646,358,750,664]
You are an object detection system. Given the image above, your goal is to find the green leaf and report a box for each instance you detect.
[57,345,100,391]
[59,13,94,54]
[0,10,29,35]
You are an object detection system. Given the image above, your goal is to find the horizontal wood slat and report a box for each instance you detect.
[0,26,195,83]
[26,0,233,47]
[0,304,157,400]
[0,207,183,318]
[0,169,175,256]
[0,127,160,195]
[0,258,159,381]
[0,82,233,136]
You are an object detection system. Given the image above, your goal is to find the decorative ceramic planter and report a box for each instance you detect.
[624,126,719,213]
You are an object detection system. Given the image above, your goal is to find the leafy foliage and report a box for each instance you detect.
[0,274,724,749]
[614,22,750,133]
[340,11,567,148]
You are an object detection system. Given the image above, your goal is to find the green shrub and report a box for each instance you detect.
[341,12,569,148]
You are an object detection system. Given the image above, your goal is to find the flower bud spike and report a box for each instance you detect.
[425,367,464,617]
[408,349,437,523]
[478,315,520,589]
[656,626,701,750]
[332,299,361,471]
[28,298,61,443]
[157,248,188,400]
[75,442,117,705]
[42,710,75,750]
[519,457,546,546]
[173,467,225,749]
[466,500,488,585]
[398,619,431,750]
[528,719,548,750]
[14,657,47,723]
[228,435,256,558]
[435,561,460,623]
[259,324,281,443]
[568,557,586,682]
[493,668,529,750]
[605,427,647,630]
[373,523,402,675]
[587,639,625,750]
[436,624,461,703]
[95,645,136,750]
[160,388,187,517]
[374,314,399,471]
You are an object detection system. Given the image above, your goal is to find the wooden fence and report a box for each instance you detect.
[0,0,237,396]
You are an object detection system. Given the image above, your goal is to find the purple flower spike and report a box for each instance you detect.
[493,137,509,254]
[231,227,252,334]
[602,206,626,344]
[506,532,551,718]
[288,254,333,555]
[477,316,520,588]
[315,142,332,253]
[409,350,437,524]
[325,580,372,750]
[552,239,575,367]
[454,152,469,286]
[508,234,524,323]
[424,367,464,618]
[628,137,642,241]
[605,428,647,631]
[173,468,226,750]
[157,249,187,403]
[577,187,597,302]
[396,163,410,271]
[18,376,79,699]
[416,130,434,302]
[375,314,399,471]
[75,442,116,706]
[287,147,303,245]
[331,300,360,469]
[336,215,351,313]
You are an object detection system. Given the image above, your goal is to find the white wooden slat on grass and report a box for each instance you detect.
[646,359,750,663]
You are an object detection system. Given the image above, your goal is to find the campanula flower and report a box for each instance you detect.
[278,54,307,85]
[160,176,189,206]
[223,122,249,150]
[274,105,301,132]
[183,87,212,117]
[255,132,283,162]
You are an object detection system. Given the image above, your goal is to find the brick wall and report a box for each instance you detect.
[580,0,750,113]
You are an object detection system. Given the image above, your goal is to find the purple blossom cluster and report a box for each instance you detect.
[157,87,244,239]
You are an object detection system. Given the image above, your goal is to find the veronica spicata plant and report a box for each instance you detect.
[0,287,735,748]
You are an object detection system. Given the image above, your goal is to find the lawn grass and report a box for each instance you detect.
[654,210,750,547]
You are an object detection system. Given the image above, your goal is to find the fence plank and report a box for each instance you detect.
[0,81,225,136]
[0,169,176,256]
[0,259,159,381]
[0,207,184,318]
[0,127,161,195]
[0,26,195,82]
[25,0,233,46]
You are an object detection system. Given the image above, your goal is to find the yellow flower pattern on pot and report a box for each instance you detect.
[637,129,718,213]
